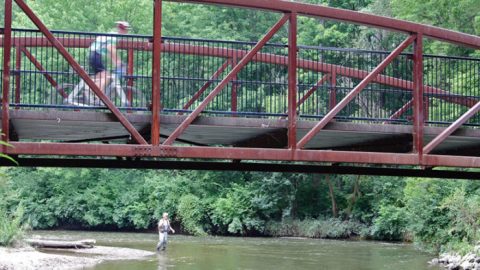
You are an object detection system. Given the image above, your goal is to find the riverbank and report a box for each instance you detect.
[430,250,480,270]
[0,245,154,270]
[2,231,436,269]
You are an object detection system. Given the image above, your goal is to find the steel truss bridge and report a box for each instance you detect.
[1,0,480,178]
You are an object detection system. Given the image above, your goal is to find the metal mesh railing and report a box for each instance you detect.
[297,47,414,123]
[1,28,479,126]
[423,55,480,126]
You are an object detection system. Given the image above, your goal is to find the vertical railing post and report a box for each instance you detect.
[328,71,337,110]
[15,46,22,109]
[413,34,424,159]
[288,12,298,149]
[423,96,429,123]
[151,0,162,146]
[231,55,238,116]
[127,48,135,109]
[2,0,13,142]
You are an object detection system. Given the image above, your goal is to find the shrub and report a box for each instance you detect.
[0,206,27,247]
[177,194,207,236]
[210,184,264,235]
[265,218,366,239]
[371,204,408,241]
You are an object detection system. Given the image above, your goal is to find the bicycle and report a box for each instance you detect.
[62,66,143,108]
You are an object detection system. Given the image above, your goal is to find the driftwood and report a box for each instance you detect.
[26,239,96,249]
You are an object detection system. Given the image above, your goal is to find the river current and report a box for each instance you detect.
[32,230,439,270]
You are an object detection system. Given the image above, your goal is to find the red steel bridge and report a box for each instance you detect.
[1,0,480,178]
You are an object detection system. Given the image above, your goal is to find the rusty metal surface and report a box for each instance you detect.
[4,109,480,153]
[297,35,416,149]
[181,59,230,112]
[13,0,148,145]
[162,14,290,145]
[287,12,297,149]
[5,139,480,168]
[424,100,480,154]
[2,0,13,142]
[388,99,414,122]
[151,0,162,145]
[175,0,480,49]
[20,47,67,98]
[0,37,475,108]
[413,34,424,156]
[2,0,480,172]
[1,157,479,179]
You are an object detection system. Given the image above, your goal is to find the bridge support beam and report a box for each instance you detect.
[151,0,163,146]
[288,12,298,149]
[13,0,148,144]
[6,141,480,169]
[2,0,13,142]
[413,33,424,158]
[20,47,66,98]
[424,102,480,155]
[163,14,290,145]
[296,35,416,149]
[180,59,231,114]
[297,75,329,112]
[386,98,413,123]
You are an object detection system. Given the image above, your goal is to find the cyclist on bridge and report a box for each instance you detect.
[88,21,129,96]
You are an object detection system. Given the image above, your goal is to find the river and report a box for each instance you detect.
[31,231,439,270]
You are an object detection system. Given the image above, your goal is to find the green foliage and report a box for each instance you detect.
[177,194,207,236]
[265,218,368,239]
[1,0,479,256]
[442,188,480,245]
[0,205,27,247]
[390,0,479,56]
[211,184,263,235]
[371,204,408,241]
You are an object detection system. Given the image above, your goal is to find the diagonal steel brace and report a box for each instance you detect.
[14,0,147,144]
[297,35,416,149]
[163,14,290,145]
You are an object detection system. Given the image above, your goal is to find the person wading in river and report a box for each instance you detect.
[157,212,175,251]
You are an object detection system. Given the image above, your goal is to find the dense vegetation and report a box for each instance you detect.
[1,168,480,254]
[0,0,479,254]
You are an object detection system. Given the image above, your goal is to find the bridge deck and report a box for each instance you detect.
[6,110,480,156]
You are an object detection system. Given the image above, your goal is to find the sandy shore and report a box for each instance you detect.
[0,245,155,270]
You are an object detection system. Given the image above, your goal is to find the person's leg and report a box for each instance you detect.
[162,233,168,250]
[159,232,166,251]
[94,71,111,92]
[89,52,109,92]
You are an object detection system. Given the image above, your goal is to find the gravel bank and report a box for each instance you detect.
[0,246,155,270]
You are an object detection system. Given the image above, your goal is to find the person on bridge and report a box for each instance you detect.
[88,21,129,96]
[156,212,175,251]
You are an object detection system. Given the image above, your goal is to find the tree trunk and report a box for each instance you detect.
[26,239,96,249]
[346,175,361,216]
[325,174,338,218]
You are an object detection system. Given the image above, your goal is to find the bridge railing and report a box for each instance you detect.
[1,28,479,126]
[423,54,480,126]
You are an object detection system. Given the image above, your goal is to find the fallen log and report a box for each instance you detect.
[26,239,96,249]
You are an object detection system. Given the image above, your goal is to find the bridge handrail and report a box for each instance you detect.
[1,27,478,126]
[4,27,480,61]
[175,0,480,49]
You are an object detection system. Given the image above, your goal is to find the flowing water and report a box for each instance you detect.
[32,231,440,270]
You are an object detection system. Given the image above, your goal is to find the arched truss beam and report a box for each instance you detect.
[4,37,476,108]
[174,0,480,49]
